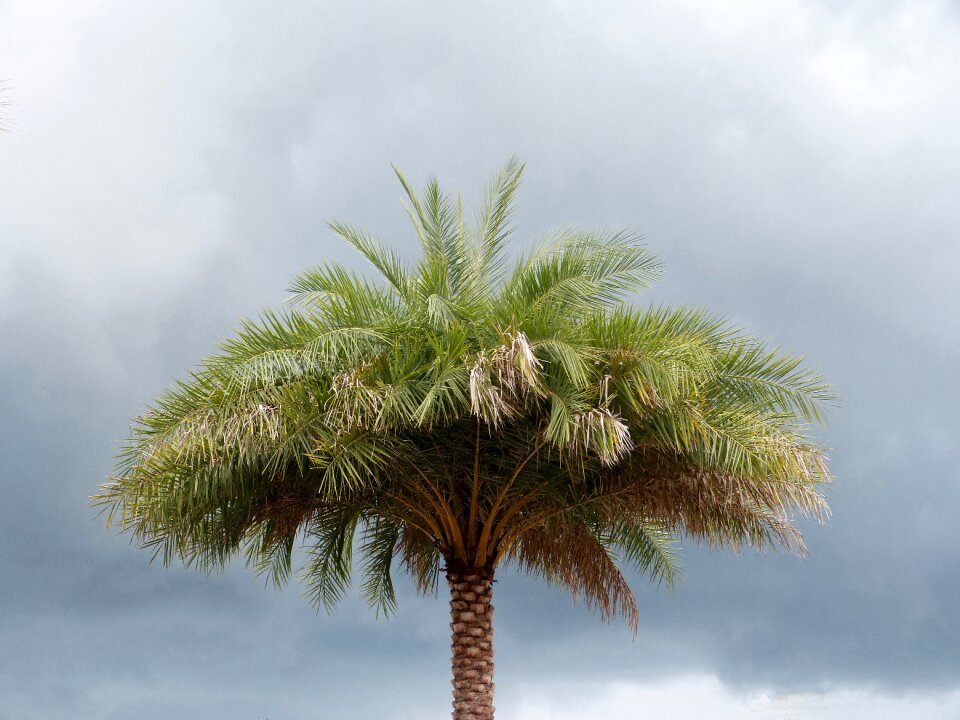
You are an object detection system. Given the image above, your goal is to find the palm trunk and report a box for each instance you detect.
[447,564,495,720]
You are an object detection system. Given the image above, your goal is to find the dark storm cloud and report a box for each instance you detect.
[1,1,958,717]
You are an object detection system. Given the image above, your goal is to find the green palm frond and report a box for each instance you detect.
[503,229,662,320]
[359,515,402,617]
[246,522,298,589]
[710,339,834,423]
[608,518,680,589]
[287,264,400,326]
[474,155,524,290]
[325,220,412,300]
[302,506,360,611]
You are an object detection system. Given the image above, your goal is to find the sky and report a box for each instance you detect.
[1,1,958,718]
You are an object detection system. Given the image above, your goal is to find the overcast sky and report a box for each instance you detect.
[1,1,959,718]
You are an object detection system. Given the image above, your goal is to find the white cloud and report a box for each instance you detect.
[508,676,960,720]
[550,0,960,152]
[0,1,232,311]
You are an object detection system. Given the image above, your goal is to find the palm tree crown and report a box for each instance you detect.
[98,158,831,720]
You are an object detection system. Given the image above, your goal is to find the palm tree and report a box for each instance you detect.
[97,158,831,720]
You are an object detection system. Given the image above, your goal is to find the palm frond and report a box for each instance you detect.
[326,220,412,300]
[503,520,641,632]
[302,506,360,611]
[474,155,524,289]
[359,515,402,617]
[604,518,679,589]
[710,340,835,423]
[287,263,400,325]
[504,230,662,320]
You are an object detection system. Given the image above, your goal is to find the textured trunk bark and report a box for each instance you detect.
[447,564,495,720]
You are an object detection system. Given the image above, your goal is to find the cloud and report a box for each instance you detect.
[508,677,960,720]
[1,0,958,717]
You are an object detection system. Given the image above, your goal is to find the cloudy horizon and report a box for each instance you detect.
[2,1,958,718]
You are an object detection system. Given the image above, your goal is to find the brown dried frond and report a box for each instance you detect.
[503,520,639,632]
[248,476,327,538]
[599,447,829,555]
[399,522,441,594]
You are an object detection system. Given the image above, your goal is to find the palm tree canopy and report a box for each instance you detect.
[98,158,831,631]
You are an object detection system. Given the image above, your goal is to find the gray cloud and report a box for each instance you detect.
[1,0,958,717]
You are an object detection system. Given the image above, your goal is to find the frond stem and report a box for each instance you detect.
[474,436,547,565]
[467,418,482,547]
